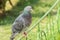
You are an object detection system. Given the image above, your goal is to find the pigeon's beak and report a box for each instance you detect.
[31,9,34,12]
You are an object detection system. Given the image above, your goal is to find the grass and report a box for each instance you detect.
[0,15,60,40]
[0,0,60,40]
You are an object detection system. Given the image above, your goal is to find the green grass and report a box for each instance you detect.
[0,15,60,40]
[0,0,60,40]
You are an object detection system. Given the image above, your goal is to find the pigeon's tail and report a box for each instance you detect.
[10,32,18,40]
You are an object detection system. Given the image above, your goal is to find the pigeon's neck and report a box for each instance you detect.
[23,10,29,15]
[22,10,31,18]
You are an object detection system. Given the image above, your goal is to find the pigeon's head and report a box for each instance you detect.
[24,6,33,12]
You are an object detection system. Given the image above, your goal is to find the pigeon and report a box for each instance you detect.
[10,6,33,40]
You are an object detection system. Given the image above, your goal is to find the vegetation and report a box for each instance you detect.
[0,0,60,40]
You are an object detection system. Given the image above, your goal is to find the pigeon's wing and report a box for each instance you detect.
[12,17,25,33]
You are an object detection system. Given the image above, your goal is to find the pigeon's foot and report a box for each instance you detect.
[23,32,27,37]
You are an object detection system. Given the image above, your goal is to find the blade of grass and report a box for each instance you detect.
[57,4,60,33]
[37,23,40,40]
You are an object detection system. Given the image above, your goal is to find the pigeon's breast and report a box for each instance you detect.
[23,13,32,27]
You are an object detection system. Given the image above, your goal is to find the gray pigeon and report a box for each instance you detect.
[10,6,32,40]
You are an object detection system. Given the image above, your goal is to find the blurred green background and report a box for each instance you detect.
[0,0,60,40]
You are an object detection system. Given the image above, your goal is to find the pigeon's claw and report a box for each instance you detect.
[24,32,27,36]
